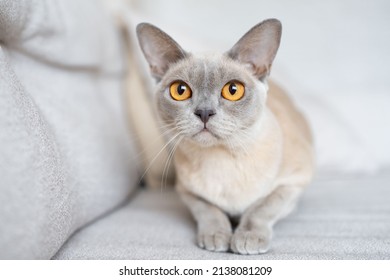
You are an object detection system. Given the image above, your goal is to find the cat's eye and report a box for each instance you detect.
[169,81,192,101]
[221,81,245,101]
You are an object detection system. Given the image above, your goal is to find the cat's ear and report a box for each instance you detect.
[136,23,187,80]
[227,19,282,80]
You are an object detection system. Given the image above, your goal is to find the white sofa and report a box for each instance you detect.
[1,0,389,260]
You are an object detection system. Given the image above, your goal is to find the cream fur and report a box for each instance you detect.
[175,81,314,216]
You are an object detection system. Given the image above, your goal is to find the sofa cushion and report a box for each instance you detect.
[0,0,138,259]
[53,176,390,259]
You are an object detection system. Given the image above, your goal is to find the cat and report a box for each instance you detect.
[136,19,314,255]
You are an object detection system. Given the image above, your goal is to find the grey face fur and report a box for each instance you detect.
[137,19,281,148]
[155,54,266,148]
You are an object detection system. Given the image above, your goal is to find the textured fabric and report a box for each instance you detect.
[54,175,390,260]
[0,0,138,259]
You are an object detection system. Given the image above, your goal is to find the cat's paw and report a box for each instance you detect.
[230,227,272,255]
[197,229,232,252]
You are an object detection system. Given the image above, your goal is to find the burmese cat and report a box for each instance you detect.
[136,19,314,254]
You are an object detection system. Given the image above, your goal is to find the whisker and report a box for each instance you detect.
[161,135,184,192]
[138,132,183,184]
[133,125,178,160]
[161,135,179,190]
[133,120,189,161]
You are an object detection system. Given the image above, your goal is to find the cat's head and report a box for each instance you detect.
[136,19,281,148]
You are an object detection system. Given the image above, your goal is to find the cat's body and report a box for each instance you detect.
[176,80,313,217]
[137,19,314,254]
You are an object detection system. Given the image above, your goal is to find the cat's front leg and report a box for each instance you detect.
[231,184,304,254]
[179,189,232,252]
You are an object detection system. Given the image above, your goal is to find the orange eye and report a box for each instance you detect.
[221,81,245,101]
[169,81,192,101]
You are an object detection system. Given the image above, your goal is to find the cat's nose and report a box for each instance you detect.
[194,109,216,124]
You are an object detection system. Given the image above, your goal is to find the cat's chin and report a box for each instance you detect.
[191,129,220,147]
